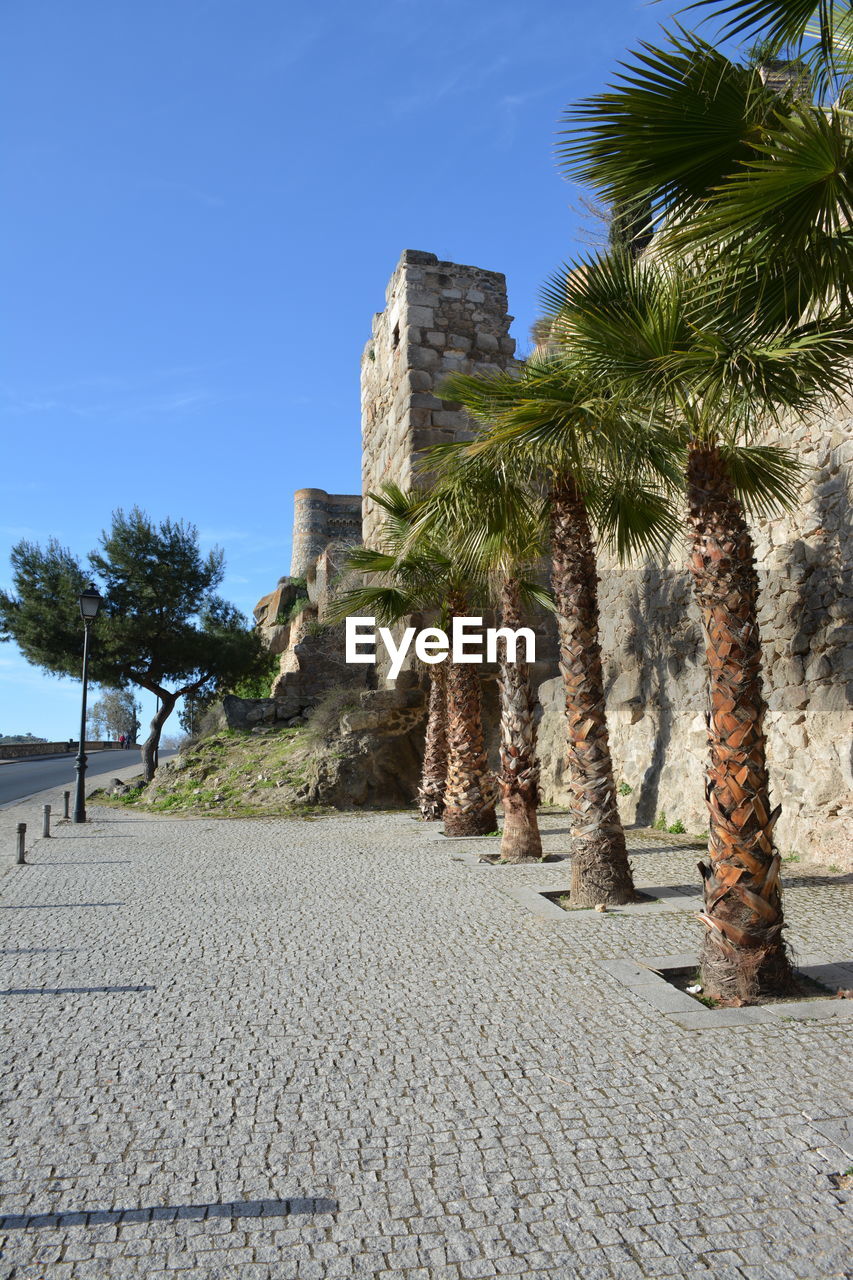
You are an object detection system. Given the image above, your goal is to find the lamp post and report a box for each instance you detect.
[73,582,103,824]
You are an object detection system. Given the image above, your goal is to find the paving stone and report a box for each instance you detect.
[1,808,851,1277]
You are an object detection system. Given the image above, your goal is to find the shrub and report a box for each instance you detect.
[304,685,363,740]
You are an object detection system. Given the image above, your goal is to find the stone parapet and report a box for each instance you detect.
[0,741,121,760]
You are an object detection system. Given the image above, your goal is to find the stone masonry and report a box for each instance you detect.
[290,488,361,578]
[256,249,851,866]
[360,249,516,547]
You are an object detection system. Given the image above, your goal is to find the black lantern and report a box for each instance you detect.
[78,583,103,621]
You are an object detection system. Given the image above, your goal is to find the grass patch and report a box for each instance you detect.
[652,812,688,835]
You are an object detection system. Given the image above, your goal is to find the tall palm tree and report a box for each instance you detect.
[539,249,853,1000]
[329,484,497,836]
[409,446,553,862]
[553,1,853,998]
[441,359,681,905]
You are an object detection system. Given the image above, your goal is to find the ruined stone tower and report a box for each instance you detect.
[290,488,361,578]
[360,250,516,546]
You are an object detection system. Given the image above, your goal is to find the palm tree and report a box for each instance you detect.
[441,359,680,905]
[554,0,853,997]
[410,446,553,862]
[539,249,853,1000]
[329,484,497,836]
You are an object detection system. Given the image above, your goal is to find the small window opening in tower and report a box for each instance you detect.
[392,323,400,348]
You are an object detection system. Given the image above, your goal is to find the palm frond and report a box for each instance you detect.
[686,0,835,57]
[342,547,399,575]
[325,585,416,627]
[717,441,805,514]
[558,31,779,212]
[671,103,853,284]
[588,482,683,562]
[517,579,558,615]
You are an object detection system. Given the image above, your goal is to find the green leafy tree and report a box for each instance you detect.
[87,688,141,742]
[0,508,268,782]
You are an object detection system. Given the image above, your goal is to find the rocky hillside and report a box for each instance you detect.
[94,685,428,817]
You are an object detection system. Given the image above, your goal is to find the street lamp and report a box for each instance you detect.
[73,582,103,824]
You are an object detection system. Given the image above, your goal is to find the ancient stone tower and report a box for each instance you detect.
[290,488,361,577]
[360,250,516,546]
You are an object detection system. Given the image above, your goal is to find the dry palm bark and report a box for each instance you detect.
[443,596,497,837]
[550,476,636,905]
[687,445,794,1002]
[417,662,448,819]
[496,578,543,862]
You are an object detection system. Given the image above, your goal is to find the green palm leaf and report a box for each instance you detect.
[687,0,836,55]
[559,32,780,212]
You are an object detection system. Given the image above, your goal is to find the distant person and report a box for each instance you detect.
[119,733,126,749]
[124,733,131,749]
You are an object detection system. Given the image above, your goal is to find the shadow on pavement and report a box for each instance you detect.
[0,1197,339,1229]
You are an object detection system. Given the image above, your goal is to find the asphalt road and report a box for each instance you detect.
[0,749,172,808]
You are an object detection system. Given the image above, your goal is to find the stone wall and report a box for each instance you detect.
[361,249,516,547]
[0,741,121,760]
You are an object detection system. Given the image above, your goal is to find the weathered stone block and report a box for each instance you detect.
[408,305,435,327]
[475,332,499,352]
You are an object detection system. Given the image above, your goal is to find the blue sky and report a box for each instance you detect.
[1,0,681,741]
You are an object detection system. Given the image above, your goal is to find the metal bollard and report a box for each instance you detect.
[63,790,70,819]
[42,804,51,838]
[16,823,26,864]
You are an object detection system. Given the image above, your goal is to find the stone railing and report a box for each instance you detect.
[0,741,123,761]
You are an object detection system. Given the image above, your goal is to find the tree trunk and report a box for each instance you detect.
[686,444,794,1003]
[550,476,636,906]
[496,578,542,862]
[443,597,496,837]
[141,691,177,782]
[418,662,448,819]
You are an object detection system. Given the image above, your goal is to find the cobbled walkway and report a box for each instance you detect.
[2,804,851,1279]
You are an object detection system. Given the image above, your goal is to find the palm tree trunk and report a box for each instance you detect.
[550,475,635,906]
[496,577,543,862]
[686,444,794,1003]
[443,595,497,837]
[418,662,448,819]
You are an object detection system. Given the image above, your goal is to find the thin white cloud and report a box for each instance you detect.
[391,55,510,115]
[0,382,228,423]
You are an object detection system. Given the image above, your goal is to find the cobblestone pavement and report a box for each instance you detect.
[2,805,851,1279]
